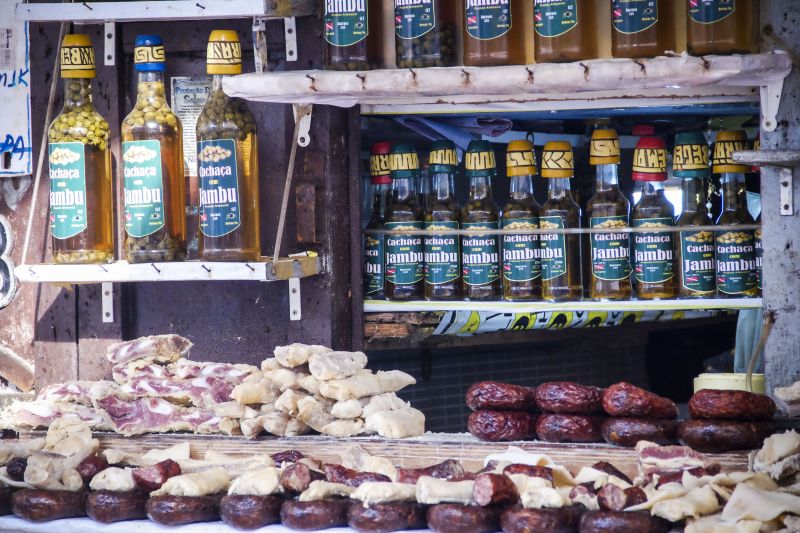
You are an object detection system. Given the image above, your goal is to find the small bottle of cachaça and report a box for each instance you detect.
[364,142,392,300]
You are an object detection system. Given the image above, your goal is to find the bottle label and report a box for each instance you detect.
[462,221,500,286]
[49,142,88,240]
[715,230,757,295]
[385,221,424,286]
[612,0,658,34]
[679,230,716,294]
[198,139,241,238]
[534,0,579,38]
[590,216,631,281]
[633,217,675,284]
[501,217,541,282]
[425,220,459,285]
[325,1,368,47]
[122,140,165,238]
[396,0,435,40]
[540,216,567,280]
[755,227,763,291]
[364,234,384,297]
[466,0,512,41]
[689,0,735,24]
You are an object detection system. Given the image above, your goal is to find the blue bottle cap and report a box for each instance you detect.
[134,35,165,72]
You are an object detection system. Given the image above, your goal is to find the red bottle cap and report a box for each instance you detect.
[632,136,668,181]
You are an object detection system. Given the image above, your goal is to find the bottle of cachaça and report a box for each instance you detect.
[539,141,583,301]
[364,142,393,300]
[501,140,542,301]
[48,34,114,264]
[713,130,758,298]
[586,129,631,300]
[424,141,461,301]
[384,145,425,300]
[461,140,501,300]
[631,134,677,299]
[673,132,716,298]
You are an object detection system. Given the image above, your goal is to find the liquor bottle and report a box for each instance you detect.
[48,34,114,264]
[501,140,542,301]
[396,0,457,68]
[587,129,631,300]
[424,140,460,300]
[534,0,599,62]
[687,0,757,55]
[752,134,763,296]
[674,132,716,298]
[539,141,583,301]
[122,35,187,263]
[461,140,501,300]
[364,142,392,300]
[611,0,676,59]
[324,0,384,70]
[462,0,527,66]
[196,30,260,261]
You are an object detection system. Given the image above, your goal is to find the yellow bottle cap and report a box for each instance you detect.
[207,30,242,75]
[506,140,538,177]
[541,141,574,178]
[60,34,96,79]
[589,129,621,165]
[713,130,749,174]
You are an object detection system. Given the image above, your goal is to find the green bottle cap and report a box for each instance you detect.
[389,144,420,179]
[428,140,458,173]
[464,140,496,177]
[673,132,710,179]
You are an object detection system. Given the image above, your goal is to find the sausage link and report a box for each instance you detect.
[324,464,391,488]
[468,411,537,442]
[281,499,350,531]
[466,382,537,412]
[347,502,427,533]
[77,454,109,484]
[427,504,502,533]
[596,484,626,512]
[689,389,777,421]
[272,450,305,465]
[5,458,26,482]
[86,489,147,523]
[502,464,554,483]
[132,459,182,494]
[11,489,86,522]
[624,487,647,508]
[589,462,632,485]
[281,463,325,494]
[397,460,465,484]
[579,510,669,533]
[473,473,519,507]
[601,418,677,448]
[146,494,222,525]
[535,382,603,415]
[535,414,603,443]
[678,419,774,453]
[221,494,283,530]
[602,383,677,419]
[501,504,584,533]
[653,466,720,488]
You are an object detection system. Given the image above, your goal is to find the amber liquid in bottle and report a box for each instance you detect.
[49,79,114,264]
[611,0,676,58]
[364,182,390,300]
[385,173,424,300]
[325,1,384,70]
[540,178,582,301]
[676,177,715,298]
[463,0,527,66]
[461,174,501,300]
[534,0,599,62]
[425,169,460,300]
[687,0,756,55]
[196,76,260,261]
[715,173,758,298]
[396,0,458,68]
[501,173,542,300]
[632,181,677,299]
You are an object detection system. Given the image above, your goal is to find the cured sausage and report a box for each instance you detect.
[578,510,669,533]
[624,487,647,508]
[397,460,465,484]
[602,383,677,419]
[5,458,26,482]
[77,454,109,483]
[0,486,13,516]
[347,502,427,533]
[281,463,325,494]
[466,382,537,412]
[473,473,519,507]
[589,462,631,485]
[427,504,502,533]
[535,382,603,415]
[11,489,86,522]
[535,414,603,443]
[601,418,677,447]
[468,411,537,442]
[147,494,222,525]
[324,464,391,488]
[221,494,283,530]
[500,504,584,533]
[272,450,305,465]
[281,499,350,530]
[654,466,720,488]
[86,489,148,523]
[688,389,777,421]
[132,459,181,494]
[678,419,774,453]
[502,464,553,483]
[596,486,645,512]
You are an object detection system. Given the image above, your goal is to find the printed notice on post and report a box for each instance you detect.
[170,76,211,177]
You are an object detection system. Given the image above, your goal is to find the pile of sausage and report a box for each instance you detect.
[467,381,777,452]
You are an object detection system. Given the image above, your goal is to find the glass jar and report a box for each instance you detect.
[686,0,757,55]
[462,0,527,66]
[396,0,458,68]
[424,141,460,300]
[324,1,384,70]
[611,0,677,58]
[364,142,392,300]
[534,0,599,62]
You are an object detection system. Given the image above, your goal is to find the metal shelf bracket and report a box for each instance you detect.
[102,282,114,323]
[284,17,298,63]
[760,77,784,132]
[289,277,301,321]
[104,23,116,67]
[253,17,268,73]
[734,150,800,216]
[293,103,312,147]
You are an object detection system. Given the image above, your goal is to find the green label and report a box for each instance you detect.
[123,140,165,238]
[425,220,459,285]
[716,230,757,295]
[501,217,541,282]
[385,221,424,286]
[325,1,368,47]
[633,218,675,284]
[462,222,500,286]
[198,139,240,238]
[612,0,658,34]
[540,216,567,281]
[679,230,716,294]
[689,0,734,24]
[755,228,763,291]
[534,0,578,38]
[364,234,384,296]
[590,216,631,281]
[466,0,512,40]
[49,142,87,240]
[396,0,435,40]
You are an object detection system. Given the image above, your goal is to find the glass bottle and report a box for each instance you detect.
[48,34,113,265]
[384,144,425,300]
[713,131,758,298]
[534,0,599,63]
[687,0,757,55]
[462,0,527,66]
[631,135,677,299]
[121,35,186,264]
[752,135,762,296]
[501,140,542,301]
[324,0,384,70]
[396,0,457,68]
[424,140,460,300]
[364,142,392,300]
[673,132,715,298]
[587,129,631,300]
[461,140,501,300]
[539,141,582,301]
[196,30,260,261]
[611,0,676,58]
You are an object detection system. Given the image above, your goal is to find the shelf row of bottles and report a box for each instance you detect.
[363,129,762,303]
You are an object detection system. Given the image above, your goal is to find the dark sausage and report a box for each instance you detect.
[535,414,603,443]
[602,383,677,419]
[590,462,632,485]
[0,486,13,516]
[324,464,391,488]
[678,419,774,453]
[601,418,677,448]
[11,489,86,522]
[281,463,325,494]
[624,487,647,508]
[347,502,427,533]
[397,460,465,484]
[86,489,147,523]
[77,454,109,484]
[468,411,537,442]
[427,504,502,533]
[5,458,26,482]
[596,485,626,512]
[502,464,554,483]
[654,466,720,488]
[147,494,222,525]
[466,382,537,412]
[501,504,584,533]
[132,459,181,494]
[535,382,603,415]
[579,510,669,533]
[473,473,519,507]
[272,450,305,465]
[689,389,777,421]
[221,494,283,530]
[281,499,350,530]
